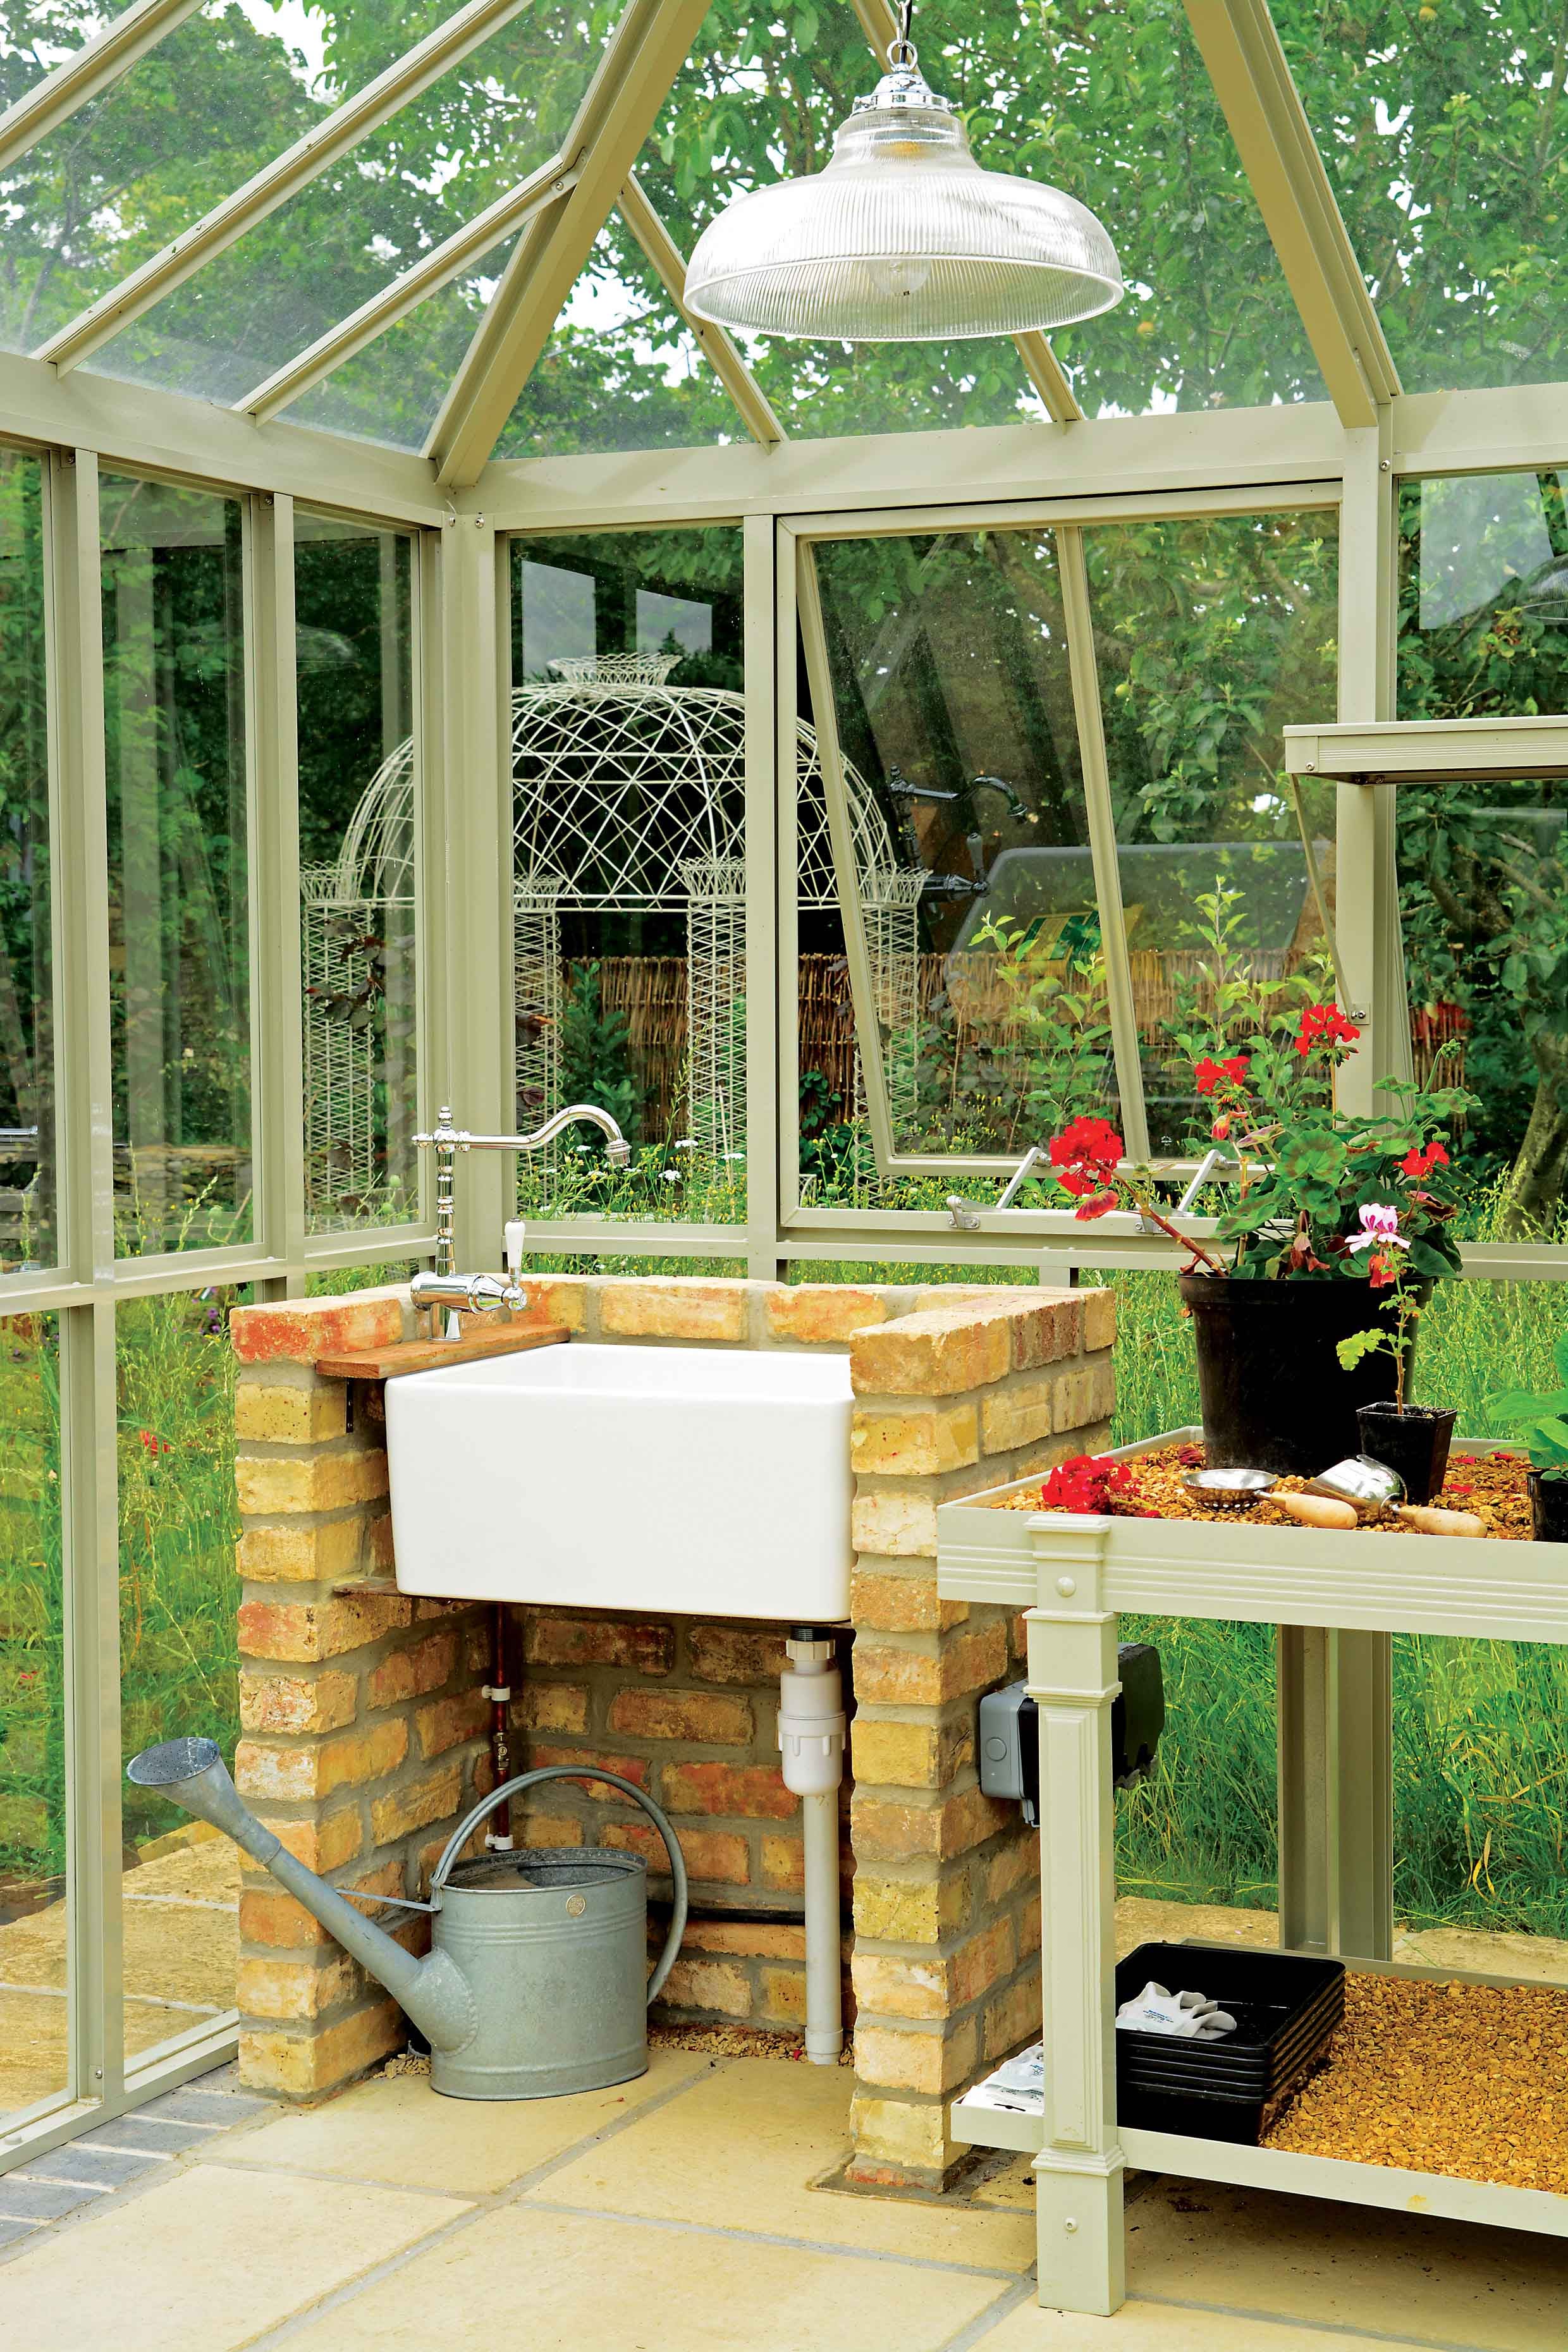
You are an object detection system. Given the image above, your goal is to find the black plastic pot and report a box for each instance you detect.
[1179,1272,1431,1479]
[1528,1469,1568,1543]
[1355,1403,1457,1507]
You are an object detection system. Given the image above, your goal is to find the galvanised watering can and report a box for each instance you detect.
[127,1739,687,2101]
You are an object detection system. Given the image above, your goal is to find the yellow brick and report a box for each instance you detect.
[852,1783,1010,1866]
[371,1762,464,1846]
[234,1718,407,1804]
[850,1306,1012,1399]
[760,1834,805,1892]
[1082,1287,1116,1352]
[979,1373,1056,1455]
[850,1717,971,1790]
[236,1516,366,1585]
[851,1403,979,1478]
[415,1688,490,1758]
[236,1449,390,1517]
[658,1957,752,2018]
[855,2020,976,2095]
[234,1381,347,1445]
[518,1683,589,1734]
[853,1622,1008,1707]
[850,1489,938,1559]
[512,1275,591,1332]
[852,1872,970,1945]
[984,1964,1041,2061]
[847,2091,955,2176]
[849,1567,965,1634]
[236,1949,360,2023]
[264,1807,363,1877]
[238,1999,403,2098]
[763,1285,890,1344]
[757,1966,808,2028]
[850,1951,949,2021]
[597,1278,748,1342]
[239,1669,358,1737]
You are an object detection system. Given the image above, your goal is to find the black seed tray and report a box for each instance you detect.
[1115,1943,1344,2141]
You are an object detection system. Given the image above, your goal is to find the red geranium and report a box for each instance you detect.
[1401,1140,1449,1179]
[1194,1055,1248,1096]
[1047,1116,1124,1201]
[1295,1003,1361,1058]
[1040,1454,1136,1514]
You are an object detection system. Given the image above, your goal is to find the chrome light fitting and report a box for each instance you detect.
[683,3,1123,344]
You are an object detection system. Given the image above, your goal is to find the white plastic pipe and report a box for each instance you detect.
[778,1634,846,2065]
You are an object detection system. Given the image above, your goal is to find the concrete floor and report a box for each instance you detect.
[1,2038,1564,2351]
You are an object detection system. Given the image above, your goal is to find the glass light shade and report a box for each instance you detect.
[685,56,1123,343]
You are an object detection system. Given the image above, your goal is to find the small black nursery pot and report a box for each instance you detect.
[1354,1403,1457,1507]
[1528,1469,1568,1543]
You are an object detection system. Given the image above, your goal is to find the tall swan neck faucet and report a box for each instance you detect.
[410,1103,634,1337]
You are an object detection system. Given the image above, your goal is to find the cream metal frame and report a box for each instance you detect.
[6,0,1568,2169]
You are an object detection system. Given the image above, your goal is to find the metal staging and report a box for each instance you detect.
[6,0,1568,2175]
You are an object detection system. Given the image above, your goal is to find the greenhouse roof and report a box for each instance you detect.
[6,1,1563,486]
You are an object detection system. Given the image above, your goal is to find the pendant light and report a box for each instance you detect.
[683,4,1123,344]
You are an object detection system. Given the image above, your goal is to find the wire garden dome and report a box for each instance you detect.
[305,652,918,1211]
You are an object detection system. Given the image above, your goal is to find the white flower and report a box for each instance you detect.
[663,1169,680,1184]
[1346,1202,1408,1254]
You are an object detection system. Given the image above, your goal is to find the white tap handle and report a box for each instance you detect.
[504,1220,526,1277]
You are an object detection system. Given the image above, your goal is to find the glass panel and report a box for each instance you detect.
[0,1311,66,2123]
[118,1290,239,2065]
[1397,473,1568,1230]
[3,8,140,106]
[87,5,615,413]
[1278,9,1568,394]
[611,0,1320,444]
[297,513,418,1230]
[0,451,55,1272]
[0,1,424,356]
[279,233,518,455]
[807,527,1103,1183]
[1085,509,1340,1155]
[101,472,251,1256]
[496,230,748,462]
[507,529,748,1229]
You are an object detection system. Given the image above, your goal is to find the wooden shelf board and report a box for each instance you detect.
[315,1323,568,1381]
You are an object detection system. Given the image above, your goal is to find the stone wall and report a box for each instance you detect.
[228,1273,1115,2188]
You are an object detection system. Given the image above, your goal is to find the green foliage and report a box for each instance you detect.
[1486,1332,1568,1476]
[553,960,640,1146]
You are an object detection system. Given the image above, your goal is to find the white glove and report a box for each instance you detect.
[1115,1981,1237,2039]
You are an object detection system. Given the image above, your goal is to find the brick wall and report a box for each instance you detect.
[227,1273,1115,2190]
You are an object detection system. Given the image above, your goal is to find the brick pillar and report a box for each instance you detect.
[229,1286,493,2101]
[845,1283,1115,2188]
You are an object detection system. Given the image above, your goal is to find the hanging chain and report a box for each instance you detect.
[889,0,917,68]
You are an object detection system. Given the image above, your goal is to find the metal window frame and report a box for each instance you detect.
[0,0,205,179]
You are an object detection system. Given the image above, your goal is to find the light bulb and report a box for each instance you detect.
[869,257,932,300]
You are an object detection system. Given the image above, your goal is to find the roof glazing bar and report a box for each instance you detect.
[0,0,204,178]
[1182,0,1399,425]
[37,0,531,376]
[427,0,713,488]
[617,174,785,448]
[236,154,580,423]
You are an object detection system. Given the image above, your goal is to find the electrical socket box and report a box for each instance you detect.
[978,1645,1165,1825]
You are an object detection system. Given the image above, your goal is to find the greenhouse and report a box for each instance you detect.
[3,0,1568,2340]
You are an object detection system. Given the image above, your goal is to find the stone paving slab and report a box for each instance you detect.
[0,2177,106,2221]
[0,2218,35,2247]
[13,2141,166,2188]
[83,2115,221,2155]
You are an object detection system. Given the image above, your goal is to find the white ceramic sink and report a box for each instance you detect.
[384,1342,853,1620]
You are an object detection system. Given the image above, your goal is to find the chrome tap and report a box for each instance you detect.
[408,1270,530,1343]
[413,1101,634,1334]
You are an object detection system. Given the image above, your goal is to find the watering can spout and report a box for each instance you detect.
[126,1739,477,2055]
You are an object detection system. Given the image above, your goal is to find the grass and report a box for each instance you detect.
[3,1208,1568,1945]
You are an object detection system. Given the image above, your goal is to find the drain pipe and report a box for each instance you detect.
[484,1606,513,1850]
[779,1631,847,2065]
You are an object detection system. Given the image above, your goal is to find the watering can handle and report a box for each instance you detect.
[427,1763,689,2007]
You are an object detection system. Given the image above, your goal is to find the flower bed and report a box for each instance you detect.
[986,1443,1534,1540]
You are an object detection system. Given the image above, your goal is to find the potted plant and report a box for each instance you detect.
[1485,1340,1568,1540]
[1046,1001,1470,1478]
[1334,1196,1458,1504]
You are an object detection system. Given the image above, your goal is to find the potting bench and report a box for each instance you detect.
[936,1428,1568,2316]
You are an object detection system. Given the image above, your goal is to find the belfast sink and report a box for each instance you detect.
[384,1342,854,1620]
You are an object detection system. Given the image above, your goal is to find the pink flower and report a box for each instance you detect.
[1346,1203,1408,1258]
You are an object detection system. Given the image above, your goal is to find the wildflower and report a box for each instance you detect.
[1194,1055,1247,1096]
[1401,1139,1450,1179]
[1346,1203,1408,1262]
[662,1169,680,1184]
[1295,1003,1361,1057]
[1047,1115,1124,1200]
[138,1428,173,1457]
[674,1139,696,1151]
